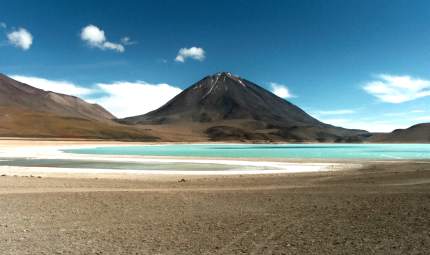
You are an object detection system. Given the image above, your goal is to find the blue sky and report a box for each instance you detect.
[1,0,430,131]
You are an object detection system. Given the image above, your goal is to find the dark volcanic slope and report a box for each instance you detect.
[371,123,430,143]
[124,72,319,125]
[0,74,157,140]
[122,72,368,142]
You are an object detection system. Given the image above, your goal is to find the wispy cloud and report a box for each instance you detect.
[270,82,294,99]
[7,28,33,50]
[157,58,168,64]
[414,116,430,122]
[363,74,430,103]
[0,22,6,29]
[80,25,133,53]
[175,47,205,62]
[120,36,137,45]
[313,109,356,116]
[320,117,411,133]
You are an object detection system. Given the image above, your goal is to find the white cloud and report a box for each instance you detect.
[175,47,205,62]
[81,25,105,44]
[9,75,92,97]
[363,74,430,103]
[7,28,33,50]
[0,22,6,29]
[8,74,182,118]
[93,81,182,118]
[80,25,126,53]
[270,82,294,99]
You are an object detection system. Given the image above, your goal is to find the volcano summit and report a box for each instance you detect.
[121,72,369,142]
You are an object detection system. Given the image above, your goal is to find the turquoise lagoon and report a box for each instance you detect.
[64,144,430,160]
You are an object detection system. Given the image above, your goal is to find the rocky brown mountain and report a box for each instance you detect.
[0,74,157,140]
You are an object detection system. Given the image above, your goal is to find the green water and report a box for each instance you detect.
[64,144,430,160]
[0,158,251,171]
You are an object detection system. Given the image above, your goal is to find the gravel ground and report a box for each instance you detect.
[0,162,429,254]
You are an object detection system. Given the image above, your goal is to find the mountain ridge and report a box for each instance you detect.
[2,72,428,143]
[0,74,158,140]
[0,74,114,122]
[370,123,430,143]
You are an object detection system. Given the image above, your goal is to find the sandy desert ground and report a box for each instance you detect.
[0,159,429,254]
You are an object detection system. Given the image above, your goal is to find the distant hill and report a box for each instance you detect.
[370,123,430,143]
[0,74,114,122]
[121,72,369,142]
[0,74,157,140]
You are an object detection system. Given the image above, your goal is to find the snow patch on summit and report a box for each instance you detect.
[202,75,220,99]
[238,79,246,87]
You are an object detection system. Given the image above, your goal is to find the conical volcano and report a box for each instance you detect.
[121,72,368,142]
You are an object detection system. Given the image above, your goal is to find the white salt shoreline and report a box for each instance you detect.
[0,142,361,177]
